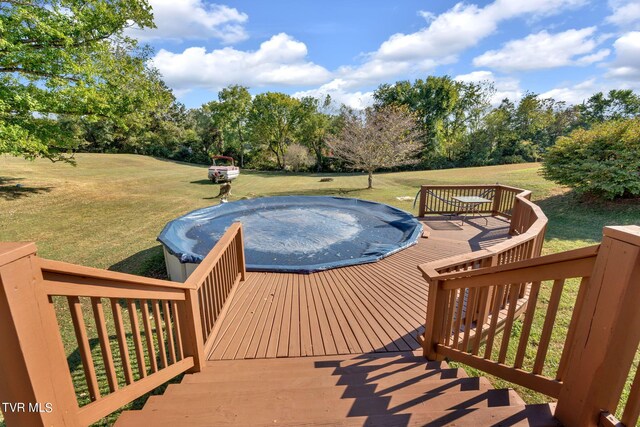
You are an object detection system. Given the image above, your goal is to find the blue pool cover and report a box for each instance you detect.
[158,196,422,274]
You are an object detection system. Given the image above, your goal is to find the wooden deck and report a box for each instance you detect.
[208,215,511,360]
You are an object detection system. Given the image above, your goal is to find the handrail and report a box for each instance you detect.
[420,214,640,426]
[0,223,246,426]
[41,258,195,289]
[418,185,548,372]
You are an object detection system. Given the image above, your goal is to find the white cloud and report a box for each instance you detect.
[454,70,523,105]
[329,0,588,90]
[293,80,374,110]
[151,33,332,91]
[539,78,603,104]
[473,27,607,71]
[607,31,640,80]
[128,0,248,44]
[606,0,640,28]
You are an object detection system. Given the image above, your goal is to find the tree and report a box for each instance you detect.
[0,0,155,162]
[543,119,640,199]
[327,106,421,189]
[374,76,494,166]
[218,85,251,167]
[247,92,304,169]
[297,95,336,171]
[284,143,314,172]
[577,90,640,126]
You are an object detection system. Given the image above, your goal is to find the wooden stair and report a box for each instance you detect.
[115,352,560,426]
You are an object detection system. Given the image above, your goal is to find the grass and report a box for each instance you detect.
[1,153,639,424]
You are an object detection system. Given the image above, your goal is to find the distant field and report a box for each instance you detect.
[1,153,639,424]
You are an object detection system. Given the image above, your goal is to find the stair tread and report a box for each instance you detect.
[167,375,493,397]
[140,388,525,420]
[116,403,559,427]
[192,360,454,382]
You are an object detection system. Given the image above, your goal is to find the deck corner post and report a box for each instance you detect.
[423,278,446,361]
[235,223,246,281]
[181,288,206,373]
[492,185,502,216]
[555,225,640,427]
[0,243,80,427]
[418,186,427,218]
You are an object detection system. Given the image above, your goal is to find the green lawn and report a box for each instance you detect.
[1,153,639,425]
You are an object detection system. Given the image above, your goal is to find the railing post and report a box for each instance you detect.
[0,243,80,427]
[418,186,427,217]
[422,278,446,360]
[235,224,246,281]
[508,197,522,235]
[555,226,640,427]
[180,288,206,373]
[492,185,502,216]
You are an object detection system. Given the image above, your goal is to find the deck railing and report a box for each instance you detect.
[420,225,640,427]
[416,184,526,218]
[418,186,547,350]
[0,223,245,427]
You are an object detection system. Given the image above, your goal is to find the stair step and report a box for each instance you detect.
[171,374,491,398]
[205,354,444,373]
[206,351,428,368]
[193,360,453,382]
[138,388,524,423]
[161,375,493,402]
[116,403,559,427]
[182,368,468,390]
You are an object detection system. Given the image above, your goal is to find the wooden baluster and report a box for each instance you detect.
[127,299,146,378]
[163,300,177,364]
[68,296,101,401]
[556,276,589,380]
[140,299,158,374]
[172,301,184,361]
[513,281,541,369]
[91,297,118,392]
[472,287,490,355]
[532,279,564,375]
[497,284,521,364]
[152,300,168,369]
[200,278,212,335]
[461,288,477,352]
[442,289,457,346]
[451,288,465,350]
[484,284,505,359]
[197,287,208,341]
[111,299,133,385]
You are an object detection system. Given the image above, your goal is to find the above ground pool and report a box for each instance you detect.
[158,196,422,277]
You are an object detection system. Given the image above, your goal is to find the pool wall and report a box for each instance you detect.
[163,247,198,282]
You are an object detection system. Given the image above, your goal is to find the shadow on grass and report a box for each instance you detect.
[0,176,53,200]
[109,245,168,280]
[535,191,640,243]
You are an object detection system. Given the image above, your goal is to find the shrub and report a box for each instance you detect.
[542,119,640,199]
[284,143,315,172]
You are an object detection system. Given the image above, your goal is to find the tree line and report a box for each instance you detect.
[2,1,639,185]
[62,78,640,172]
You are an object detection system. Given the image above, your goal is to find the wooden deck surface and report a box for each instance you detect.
[208,216,511,360]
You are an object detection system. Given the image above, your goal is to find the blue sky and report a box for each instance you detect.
[128,0,640,108]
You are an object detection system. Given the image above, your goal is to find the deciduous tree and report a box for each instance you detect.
[0,0,154,162]
[327,106,421,189]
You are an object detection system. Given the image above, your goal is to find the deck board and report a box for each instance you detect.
[208,216,510,360]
